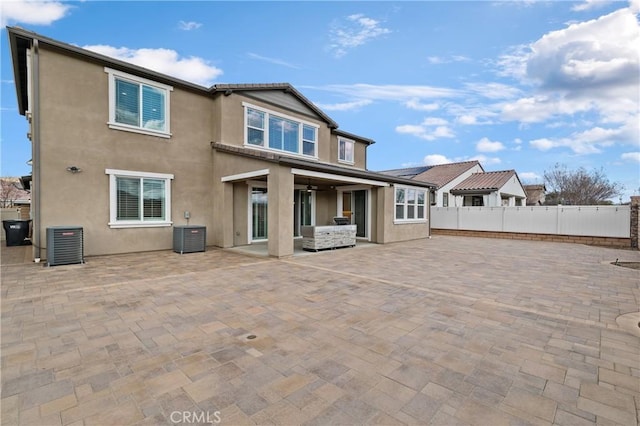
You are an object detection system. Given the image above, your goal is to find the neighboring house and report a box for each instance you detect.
[523,184,546,206]
[450,170,527,207]
[381,162,526,207]
[8,27,435,259]
[414,161,484,207]
[381,161,483,207]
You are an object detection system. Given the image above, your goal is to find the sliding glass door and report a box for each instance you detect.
[293,189,313,236]
[251,187,268,241]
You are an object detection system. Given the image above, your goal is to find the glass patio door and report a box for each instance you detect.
[353,190,367,238]
[251,187,268,241]
[293,189,313,236]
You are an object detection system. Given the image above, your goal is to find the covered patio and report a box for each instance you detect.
[211,143,435,258]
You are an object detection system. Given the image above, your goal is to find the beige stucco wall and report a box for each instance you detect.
[29,44,430,258]
[37,46,215,257]
[376,186,430,243]
[328,134,368,170]
[213,92,370,169]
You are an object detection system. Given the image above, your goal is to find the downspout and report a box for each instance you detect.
[32,39,42,260]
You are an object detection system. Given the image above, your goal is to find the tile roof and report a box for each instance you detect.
[413,161,482,188]
[451,170,517,192]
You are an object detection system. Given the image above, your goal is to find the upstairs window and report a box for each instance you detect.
[105,68,172,138]
[244,103,318,158]
[395,187,427,222]
[338,137,354,164]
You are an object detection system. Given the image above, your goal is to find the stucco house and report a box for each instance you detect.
[8,27,435,260]
[449,170,527,207]
[381,162,526,207]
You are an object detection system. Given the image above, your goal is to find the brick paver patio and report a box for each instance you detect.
[1,236,639,425]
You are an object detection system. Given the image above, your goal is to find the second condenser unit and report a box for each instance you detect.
[173,226,206,254]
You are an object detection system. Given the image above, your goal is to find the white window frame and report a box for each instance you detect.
[105,67,173,138]
[394,186,427,223]
[338,137,355,164]
[242,102,318,159]
[106,169,173,228]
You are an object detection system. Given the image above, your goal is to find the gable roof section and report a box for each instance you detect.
[413,161,483,188]
[5,27,354,136]
[333,129,375,145]
[451,170,517,194]
[212,83,339,129]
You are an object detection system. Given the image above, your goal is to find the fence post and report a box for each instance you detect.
[631,196,639,249]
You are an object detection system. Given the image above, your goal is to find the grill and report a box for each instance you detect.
[333,216,350,225]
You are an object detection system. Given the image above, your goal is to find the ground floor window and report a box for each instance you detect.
[106,169,173,228]
[463,195,484,206]
[395,187,426,222]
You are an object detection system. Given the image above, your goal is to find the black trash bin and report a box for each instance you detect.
[2,220,32,246]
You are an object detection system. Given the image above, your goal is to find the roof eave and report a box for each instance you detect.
[450,188,494,195]
[8,28,31,115]
[7,26,209,97]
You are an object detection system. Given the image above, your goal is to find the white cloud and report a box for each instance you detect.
[396,123,455,141]
[494,44,530,81]
[520,172,542,181]
[529,125,622,154]
[468,154,502,165]
[328,14,391,58]
[446,102,499,126]
[311,84,461,102]
[500,95,594,124]
[621,152,640,162]
[457,115,477,125]
[316,99,372,111]
[405,99,439,111]
[572,0,614,12]
[527,8,639,93]
[464,82,522,100]
[493,2,639,159]
[83,45,223,87]
[247,52,301,69]
[427,55,470,64]
[530,138,556,151]
[178,20,202,31]
[476,137,505,152]
[422,117,448,126]
[1,0,71,26]
[423,154,452,165]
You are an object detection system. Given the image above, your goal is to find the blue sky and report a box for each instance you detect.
[1,0,639,201]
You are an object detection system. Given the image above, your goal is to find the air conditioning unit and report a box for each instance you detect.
[46,226,84,266]
[173,226,206,254]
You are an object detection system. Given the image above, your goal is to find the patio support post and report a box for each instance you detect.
[267,166,294,257]
[631,196,639,249]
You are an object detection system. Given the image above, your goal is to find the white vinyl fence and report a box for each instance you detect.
[431,205,630,238]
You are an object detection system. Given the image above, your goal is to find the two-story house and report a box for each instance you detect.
[8,27,435,259]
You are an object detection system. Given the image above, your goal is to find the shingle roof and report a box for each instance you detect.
[413,161,482,188]
[379,166,431,178]
[451,170,517,192]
